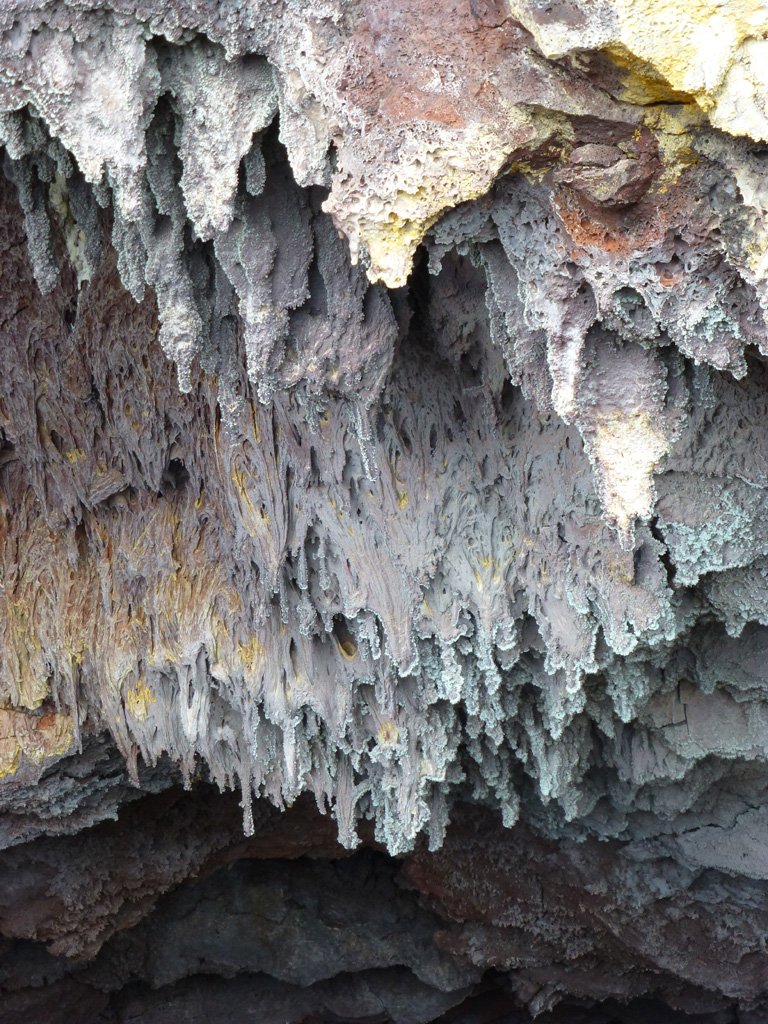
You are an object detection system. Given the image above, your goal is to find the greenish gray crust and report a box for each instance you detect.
[2,2,768,1019]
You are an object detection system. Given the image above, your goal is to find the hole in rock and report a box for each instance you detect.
[162,457,190,494]
[49,428,66,454]
[333,614,358,661]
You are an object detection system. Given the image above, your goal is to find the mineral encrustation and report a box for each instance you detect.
[2,1,768,1021]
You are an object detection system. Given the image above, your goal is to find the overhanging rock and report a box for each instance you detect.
[1,2,768,1020]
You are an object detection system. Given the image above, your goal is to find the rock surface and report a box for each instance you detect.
[1,0,768,1020]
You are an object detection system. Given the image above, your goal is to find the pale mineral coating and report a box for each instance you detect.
[507,0,768,141]
[2,0,768,1018]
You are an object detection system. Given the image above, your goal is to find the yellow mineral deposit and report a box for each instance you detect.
[238,636,266,676]
[0,707,74,780]
[377,720,399,748]
[325,119,555,288]
[336,635,358,661]
[592,410,671,538]
[509,0,768,141]
[48,171,93,287]
[125,681,156,721]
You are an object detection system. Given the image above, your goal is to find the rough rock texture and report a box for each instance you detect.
[3,0,768,1020]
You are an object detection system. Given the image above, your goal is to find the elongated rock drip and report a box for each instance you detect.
[2,2,768,1021]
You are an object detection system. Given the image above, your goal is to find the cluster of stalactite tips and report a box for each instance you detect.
[3,1,768,1021]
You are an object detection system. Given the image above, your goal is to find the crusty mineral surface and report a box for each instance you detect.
[2,1,768,1021]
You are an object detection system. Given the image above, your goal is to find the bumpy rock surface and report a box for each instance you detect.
[2,1,768,1020]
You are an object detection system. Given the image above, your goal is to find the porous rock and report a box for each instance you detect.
[1,1,768,1020]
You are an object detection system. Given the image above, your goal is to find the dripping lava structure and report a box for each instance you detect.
[2,1,768,1021]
